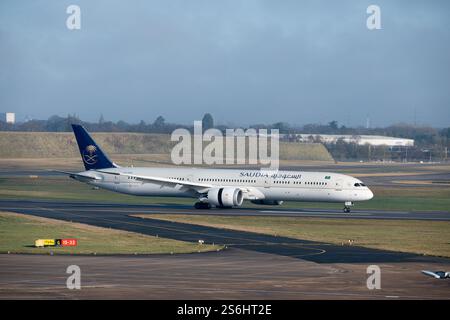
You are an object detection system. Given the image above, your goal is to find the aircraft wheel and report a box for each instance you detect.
[194,202,211,209]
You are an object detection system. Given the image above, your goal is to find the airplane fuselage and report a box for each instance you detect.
[74,167,374,204]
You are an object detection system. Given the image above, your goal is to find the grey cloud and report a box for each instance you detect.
[0,0,449,127]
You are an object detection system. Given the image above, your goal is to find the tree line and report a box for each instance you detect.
[1,115,448,161]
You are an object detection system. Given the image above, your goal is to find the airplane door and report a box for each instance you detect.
[114,175,120,190]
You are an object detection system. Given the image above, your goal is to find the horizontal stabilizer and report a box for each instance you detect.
[50,170,101,181]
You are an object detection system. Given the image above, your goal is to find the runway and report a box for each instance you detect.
[0,199,449,264]
[1,199,450,299]
[1,199,449,222]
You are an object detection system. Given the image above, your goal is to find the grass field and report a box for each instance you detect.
[136,214,450,258]
[0,175,449,212]
[0,212,221,255]
[0,132,173,158]
[0,131,333,161]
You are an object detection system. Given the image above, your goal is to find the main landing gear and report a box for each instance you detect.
[343,201,354,213]
[194,202,211,209]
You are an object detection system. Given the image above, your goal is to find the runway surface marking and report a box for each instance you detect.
[260,210,372,215]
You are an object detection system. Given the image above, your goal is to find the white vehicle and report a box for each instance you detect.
[60,125,373,212]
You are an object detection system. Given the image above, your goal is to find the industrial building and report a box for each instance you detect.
[290,134,414,147]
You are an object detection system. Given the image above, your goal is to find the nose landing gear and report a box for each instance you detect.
[343,201,354,213]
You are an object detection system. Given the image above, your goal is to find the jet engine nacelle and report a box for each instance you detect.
[251,200,284,206]
[208,187,244,207]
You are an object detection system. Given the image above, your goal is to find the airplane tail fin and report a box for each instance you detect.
[71,124,117,170]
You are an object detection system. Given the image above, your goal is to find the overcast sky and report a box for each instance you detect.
[1,0,449,127]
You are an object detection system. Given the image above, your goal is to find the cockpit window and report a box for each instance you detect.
[354,183,361,187]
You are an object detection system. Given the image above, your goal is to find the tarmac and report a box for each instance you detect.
[0,197,449,299]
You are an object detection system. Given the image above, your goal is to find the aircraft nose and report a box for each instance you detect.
[367,189,374,200]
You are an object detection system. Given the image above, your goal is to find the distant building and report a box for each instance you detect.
[1,112,16,124]
[6,112,15,124]
[285,134,414,147]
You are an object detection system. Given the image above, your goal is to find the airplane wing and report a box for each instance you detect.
[97,171,265,199]
[421,270,450,279]
[103,172,213,193]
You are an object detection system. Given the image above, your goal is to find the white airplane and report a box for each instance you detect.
[421,270,450,279]
[60,124,373,212]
